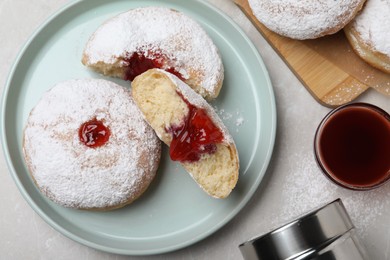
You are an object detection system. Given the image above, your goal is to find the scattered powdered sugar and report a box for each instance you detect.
[23,79,161,209]
[216,108,233,121]
[84,6,223,97]
[235,116,244,126]
[248,0,365,39]
[268,152,390,243]
[213,105,245,131]
[270,155,336,225]
[342,191,387,239]
[350,0,390,56]
[322,82,367,106]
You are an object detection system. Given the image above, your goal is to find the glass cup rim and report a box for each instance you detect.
[314,102,390,191]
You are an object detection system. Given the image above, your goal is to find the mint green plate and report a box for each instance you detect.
[1,0,276,255]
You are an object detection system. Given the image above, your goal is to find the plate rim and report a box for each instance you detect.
[0,0,277,255]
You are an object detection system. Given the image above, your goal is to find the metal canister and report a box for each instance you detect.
[239,199,368,260]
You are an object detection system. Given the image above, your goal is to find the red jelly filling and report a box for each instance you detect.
[123,51,183,81]
[168,94,224,162]
[79,119,110,148]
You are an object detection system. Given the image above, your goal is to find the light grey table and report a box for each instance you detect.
[1,0,389,259]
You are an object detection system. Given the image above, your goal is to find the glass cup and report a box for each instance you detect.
[314,102,390,190]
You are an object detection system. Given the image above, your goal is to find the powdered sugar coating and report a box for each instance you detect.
[349,0,390,56]
[83,7,224,98]
[23,79,161,210]
[159,69,233,145]
[248,0,366,39]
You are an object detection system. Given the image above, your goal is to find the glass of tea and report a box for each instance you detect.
[314,102,390,190]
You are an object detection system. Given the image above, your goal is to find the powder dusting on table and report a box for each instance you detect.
[269,153,390,240]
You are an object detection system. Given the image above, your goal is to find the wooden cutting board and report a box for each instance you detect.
[234,0,390,108]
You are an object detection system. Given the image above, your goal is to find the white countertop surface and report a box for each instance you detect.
[1,0,389,259]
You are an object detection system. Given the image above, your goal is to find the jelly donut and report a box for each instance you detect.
[248,0,366,40]
[344,0,390,74]
[82,7,224,100]
[132,69,239,199]
[23,79,161,210]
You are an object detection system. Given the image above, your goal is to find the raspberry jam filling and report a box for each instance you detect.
[168,94,224,162]
[79,119,110,148]
[123,52,183,81]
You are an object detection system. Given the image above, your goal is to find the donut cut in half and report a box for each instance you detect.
[132,69,239,199]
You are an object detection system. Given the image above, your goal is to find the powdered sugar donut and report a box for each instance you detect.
[344,0,390,74]
[248,0,366,40]
[23,79,161,210]
[82,7,224,100]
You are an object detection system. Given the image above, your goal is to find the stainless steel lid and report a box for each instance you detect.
[239,199,354,260]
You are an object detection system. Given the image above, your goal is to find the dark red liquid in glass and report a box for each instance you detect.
[316,104,390,189]
[79,119,110,148]
[168,94,224,162]
[123,52,183,81]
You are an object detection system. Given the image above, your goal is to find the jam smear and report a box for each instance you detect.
[168,94,224,162]
[123,51,183,81]
[318,105,390,187]
[79,119,110,148]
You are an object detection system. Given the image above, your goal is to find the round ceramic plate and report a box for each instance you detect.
[1,0,276,255]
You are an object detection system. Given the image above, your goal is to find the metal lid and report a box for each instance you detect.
[239,199,354,260]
